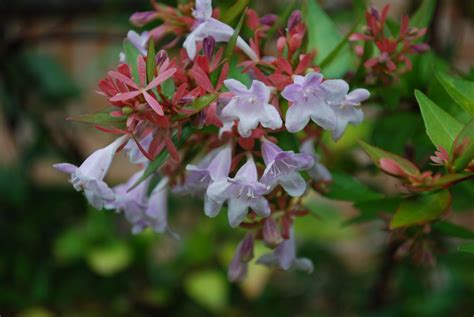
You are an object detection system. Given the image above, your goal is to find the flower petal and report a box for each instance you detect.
[279,172,307,197]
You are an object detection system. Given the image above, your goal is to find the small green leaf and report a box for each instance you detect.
[415,90,464,152]
[432,221,474,239]
[173,94,218,120]
[146,40,156,84]
[221,0,249,25]
[185,270,228,312]
[411,0,437,30]
[325,172,382,203]
[161,78,176,100]
[305,0,354,77]
[67,108,126,125]
[452,119,474,171]
[359,141,419,175]
[390,190,451,229]
[435,69,474,117]
[224,8,248,61]
[123,39,142,83]
[458,242,474,254]
[130,126,192,190]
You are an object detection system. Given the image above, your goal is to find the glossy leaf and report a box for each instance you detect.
[325,172,382,203]
[345,197,400,225]
[452,120,474,171]
[305,0,354,77]
[221,0,249,25]
[67,108,126,125]
[123,39,141,83]
[435,69,474,117]
[458,242,474,254]
[224,9,247,61]
[415,90,464,152]
[390,190,451,229]
[359,141,419,175]
[146,40,156,84]
[319,21,360,70]
[161,78,176,100]
[432,221,474,239]
[411,0,436,29]
[173,94,218,120]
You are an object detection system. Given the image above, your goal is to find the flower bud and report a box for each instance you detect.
[263,218,283,248]
[287,10,302,31]
[203,36,216,60]
[130,11,157,27]
[277,36,286,53]
[239,233,255,262]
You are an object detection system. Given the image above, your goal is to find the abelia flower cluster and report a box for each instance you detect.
[55,0,370,281]
[350,5,429,83]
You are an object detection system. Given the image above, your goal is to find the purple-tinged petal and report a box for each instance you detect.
[193,0,213,22]
[224,79,250,95]
[345,88,370,106]
[234,156,258,182]
[53,163,78,174]
[279,173,307,197]
[207,145,232,181]
[261,140,282,166]
[285,103,312,133]
[281,83,303,102]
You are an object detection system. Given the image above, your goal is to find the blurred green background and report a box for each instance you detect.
[1,0,473,316]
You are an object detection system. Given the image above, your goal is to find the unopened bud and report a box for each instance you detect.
[130,11,157,27]
[287,10,302,31]
[263,218,283,248]
[239,233,254,262]
[203,36,216,60]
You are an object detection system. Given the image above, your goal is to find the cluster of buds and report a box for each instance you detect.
[54,0,370,281]
[350,5,429,83]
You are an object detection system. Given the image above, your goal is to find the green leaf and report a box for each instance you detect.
[67,108,126,125]
[411,0,437,29]
[359,141,419,175]
[130,126,192,190]
[146,40,156,84]
[86,242,132,276]
[221,0,249,25]
[224,9,247,61]
[452,119,474,171]
[427,173,472,189]
[346,197,400,225]
[432,221,474,239]
[390,190,451,229]
[435,69,474,117]
[173,94,218,120]
[318,20,360,70]
[415,90,464,152]
[161,78,176,100]
[305,0,354,77]
[123,39,141,83]
[325,172,382,203]
[185,271,229,312]
[458,242,474,254]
